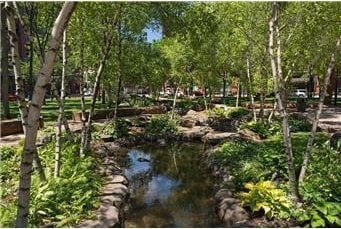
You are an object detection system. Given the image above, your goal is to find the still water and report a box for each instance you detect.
[122,143,221,228]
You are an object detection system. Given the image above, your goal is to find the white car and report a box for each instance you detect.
[293,89,306,97]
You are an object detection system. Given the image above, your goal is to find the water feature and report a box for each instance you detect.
[121,142,221,228]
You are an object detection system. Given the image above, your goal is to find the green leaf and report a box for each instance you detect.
[325,214,336,224]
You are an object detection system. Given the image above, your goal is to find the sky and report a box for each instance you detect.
[146,27,162,43]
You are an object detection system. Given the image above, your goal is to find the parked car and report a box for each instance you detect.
[292,89,306,97]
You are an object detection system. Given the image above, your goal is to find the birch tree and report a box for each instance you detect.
[299,37,340,183]
[1,3,10,119]
[13,2,77,226]
[54,30,67,177]
[268,2,299,201]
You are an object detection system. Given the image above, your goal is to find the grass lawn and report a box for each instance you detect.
[1,97,107,122]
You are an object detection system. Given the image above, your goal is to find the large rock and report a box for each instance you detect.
[180,110,208,128]
[202,132,239,145]
[238,129,262,143]
[180,118,196,128]
[330,132,341,149]
[207,117,239,132]
[215,188,249,227]
[181,126,211,141]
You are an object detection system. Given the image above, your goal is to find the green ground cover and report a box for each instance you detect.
[0,97,106,122]
[0,137,102,227]
[211,130,341,227]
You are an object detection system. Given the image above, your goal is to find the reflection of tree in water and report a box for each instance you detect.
[129,169,152,199]
[125,143,219,227]
[144,143,215,207]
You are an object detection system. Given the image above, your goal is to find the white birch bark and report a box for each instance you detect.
[299,37,340,183]
[269,2,299,201]
[6,2,47,183]
[54,30,67,178]
[82,34,114,153]
[14,3,77,227]
[246,55,257,121]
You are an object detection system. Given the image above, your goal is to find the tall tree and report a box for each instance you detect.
[11,2,77,226]
[268,2,299,201]
[54,29,67,177]
[1,3,10,119]
[299,37,340,183]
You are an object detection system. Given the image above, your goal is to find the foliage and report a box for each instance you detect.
[227,107,249,119]
[288,116,312,132]
[125,95,155,107]
[293,201,341,228]
[208,107,249,119]
[101,119,130,139]
[302,142,341,202]
[240,181,292,219]
[240,121,281,139]
[0,140,102,227]
[145,114,178,134]
[0,147,21,227]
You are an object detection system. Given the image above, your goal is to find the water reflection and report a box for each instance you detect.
[123,143,220,228]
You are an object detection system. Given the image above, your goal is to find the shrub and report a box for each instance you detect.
[209,107,228,118]
[0,139,102,227]
[289,116,312,132]
[293,201,341,228]
[126,95,154,107]
[29,141,102,227]
[241,121,280,139]
[145,114,178,134]
[209,107,249,119]
[240,181,292,219]
[176,99,194,110]
[101,119,129,139]
[226,107,249,119]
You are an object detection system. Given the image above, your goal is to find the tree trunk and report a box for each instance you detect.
[11,3,77,227]
[50,80,73,139]
[259,58,267,122]
[101,84,106,105]
[1,4,10,119]
[259,92,265,122]
[171,80,181,119]
[236,80,240,107]
[113,19,123,125]
[203,86,208,111]
[6,2,47,185]
[334,76,338,106]
[28,6,34,100]
[246,55,257,121]
[223,77,227,98]
[79,24,87,157]
[82,33,114,153]
[54,30,67,178]
[269,2,299,201]
[299,37,340,183]
[6,2,28,128]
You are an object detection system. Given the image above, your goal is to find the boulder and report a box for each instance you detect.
[180,110,208,128]
[207,117,237,132]
[107,175,128,185]
[182,126,211,141]
[157,138,166,145]
[330,132,341,149]
[238,129,262,143]
[180,118,196,128]
[97,206,120,227]
[217,197,249,227]
[101,134,114,142]
[202,132,239,145]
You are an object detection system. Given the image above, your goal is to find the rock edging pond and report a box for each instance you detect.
[76,143,129,228]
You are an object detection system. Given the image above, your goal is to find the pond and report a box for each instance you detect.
[121,143,221,228]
